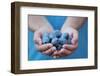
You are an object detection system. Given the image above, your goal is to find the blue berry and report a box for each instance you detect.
[42,32,50,44]
[61,33,69,40]
[54,30,62,38]
[42,38,50,44]
[56,44,62,50]
[59,37,67,45]
[51,38,58,46]
[43,32,49,37]
[49,32,56,40]
[42,31,74,52]
[61,33,66,38]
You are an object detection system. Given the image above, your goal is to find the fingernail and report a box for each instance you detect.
[53,56,60,58]
[53,56,57,58]
[48,43,53,47]
[63,45,66,48]
[51,47,56,51]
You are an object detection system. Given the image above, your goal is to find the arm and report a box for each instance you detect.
[28,15,53,32]
[61,17,86,30]
[61,17,87,44]
[53,17,87,58]
[28,15,54,56]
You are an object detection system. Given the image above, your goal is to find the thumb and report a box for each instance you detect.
[34,31,42,45]
[71,32,78,45]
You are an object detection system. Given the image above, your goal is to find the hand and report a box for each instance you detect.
[34,27,55,56]
[53,27,78,58]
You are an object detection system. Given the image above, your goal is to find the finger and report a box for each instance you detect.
[34,38,42,45]
[52,51,60,58]
[63,43,78,51]
[57,48,72,57]
[71,32,78,45]
[53,56,60,58]
[34,32,42,45]
[36,43,53,52]
[52,50,59,56]
[42,47,56,56]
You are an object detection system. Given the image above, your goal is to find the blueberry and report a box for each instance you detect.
[49,32,56,40]
[43,32,49,38]
[54,30,62,38]
[42,38,50,44]
[56,44,62,50]
[59,37,67,45]
[61,33,69,40]
[58,38,63,44]
[42,32,50,44]
[61,33,66,38]
[51,38,58,46]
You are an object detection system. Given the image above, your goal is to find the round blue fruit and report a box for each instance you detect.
[43,32,49,37]
[56,44,62,50]
[59,37,67,45]
[42,32,50,44]
[42,37,50,44]
[49,32,56,40]
[54,30,62,38]
[61,33,69,40]
[52,38,62,50]
[51,38,58,46]
[42,31,73,51]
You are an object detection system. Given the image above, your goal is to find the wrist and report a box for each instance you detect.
[67,25,78,30]
[36,25,53,33]
[61,26,75,33]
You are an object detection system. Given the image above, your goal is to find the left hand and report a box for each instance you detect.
[52,27,78,58]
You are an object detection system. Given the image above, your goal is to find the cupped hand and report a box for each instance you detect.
[52,27,78,58]
[34,27,55,56]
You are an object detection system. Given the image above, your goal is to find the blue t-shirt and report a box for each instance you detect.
[28,16,88,60]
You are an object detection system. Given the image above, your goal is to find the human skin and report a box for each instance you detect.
[52,17,87,58]
[28,15,55,55]
[29,15,87,58]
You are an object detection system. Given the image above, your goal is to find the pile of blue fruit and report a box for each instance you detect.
[42,30,72,50]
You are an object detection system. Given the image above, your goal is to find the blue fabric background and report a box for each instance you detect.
[28,16,88,60]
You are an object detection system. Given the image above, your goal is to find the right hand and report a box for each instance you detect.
[34,27,55,56]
